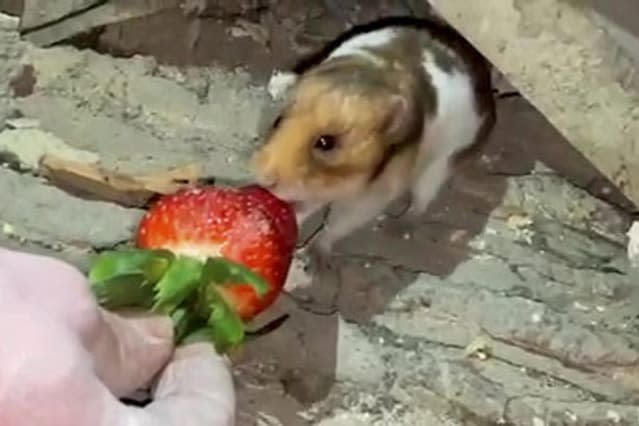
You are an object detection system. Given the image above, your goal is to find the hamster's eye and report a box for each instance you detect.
[313,135,337,152]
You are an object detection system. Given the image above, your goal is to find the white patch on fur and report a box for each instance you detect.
[267,70,298,100]
[408,155,450,215]
[409,50,484,214]
[420,51,483,157]
[328,28,398,64]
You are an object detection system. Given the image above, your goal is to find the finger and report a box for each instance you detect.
[144,343,236,426]
[0,247,174,397]
[87,310,175,397]
[0,285,234,426]
[0,247,101,337]
[0,294,113,426]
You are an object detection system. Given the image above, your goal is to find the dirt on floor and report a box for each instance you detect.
[1,1,639,425]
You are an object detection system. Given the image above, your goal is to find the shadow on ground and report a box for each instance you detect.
[231,96,635,423]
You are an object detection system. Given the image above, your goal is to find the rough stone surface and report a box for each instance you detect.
[0,167,144,251]
[0,13,23,127]
[0,127,99,170]
[20,0,101,30]
[629,222,639,267]
[1,4,638,425]
[17,44,272,181]
[289,168,638,425]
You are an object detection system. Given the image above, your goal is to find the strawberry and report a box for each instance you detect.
[238,185,298,251]
[135,185,298,321]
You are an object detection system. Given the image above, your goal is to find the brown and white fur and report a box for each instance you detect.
[252,17,496,254]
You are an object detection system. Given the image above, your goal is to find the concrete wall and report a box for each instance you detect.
[0,13,23,128]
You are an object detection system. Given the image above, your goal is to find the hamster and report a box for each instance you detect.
[252,16,496,254]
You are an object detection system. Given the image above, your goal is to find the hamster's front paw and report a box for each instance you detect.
[283,248,315,292]
[311,232,337,259]
[294,231,335,278]
[284,243,339,316]
[405,202,429,220]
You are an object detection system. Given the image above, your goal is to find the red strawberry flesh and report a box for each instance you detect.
[239,185,298,250]
[136,185,298,320]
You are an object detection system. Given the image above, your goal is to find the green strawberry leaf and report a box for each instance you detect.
[89,249,255,354]
[202,257,269,297]
[180,307,244,353]
[89,249,174,309]
[91,274,156,310]
[152,256,204,315]
[89,249,174,285]
[171,307,206,343]
[208,298,245,352]
[183,283,246,353]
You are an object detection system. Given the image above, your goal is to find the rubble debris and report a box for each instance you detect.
[5,117,39,129]
[464,336,493,360]
[8,64,36,98]
[0,13,23,127]
[0,167,144,249]
[39,155,204,208]
[228,18,271,48]
[627,221,639,267]
[0,128,99,171]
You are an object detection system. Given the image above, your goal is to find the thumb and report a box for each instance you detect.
[88,310,174,397]
[144,343,236,426]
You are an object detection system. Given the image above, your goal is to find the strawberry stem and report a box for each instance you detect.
[203,283,245,352]
[202,257,269,297]
[88,248,269,353]
[152,256,204,315]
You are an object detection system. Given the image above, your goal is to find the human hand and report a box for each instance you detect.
[0,247,235,426]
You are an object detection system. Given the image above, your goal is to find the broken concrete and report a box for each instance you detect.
[1,6,639,426]
[284,167,639,425]
[20,0,101,30]
[0,168,144,249]
[0,13,23,127]
[0,128,99,170]
[16,43,271,181]
[629,222,639,268]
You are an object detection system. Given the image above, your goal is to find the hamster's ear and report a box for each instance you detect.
[381,94,423,146]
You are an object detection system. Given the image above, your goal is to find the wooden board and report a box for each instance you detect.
[428,0,639,209]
